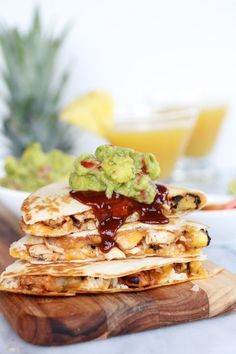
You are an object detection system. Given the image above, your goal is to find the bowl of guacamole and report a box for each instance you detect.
[0,143,75,216]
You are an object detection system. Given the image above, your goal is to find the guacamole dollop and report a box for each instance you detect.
[0,143,75,192]
[69,145,160,204]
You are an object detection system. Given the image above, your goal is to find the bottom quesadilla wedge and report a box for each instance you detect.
[0,256,220,296]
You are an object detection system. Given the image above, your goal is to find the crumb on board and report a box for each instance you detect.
[191,284,200,292]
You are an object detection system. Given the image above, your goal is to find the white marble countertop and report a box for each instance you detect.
[0,246,236,354]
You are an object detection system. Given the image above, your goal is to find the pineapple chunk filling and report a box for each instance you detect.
[11,226,210,261]
[170,194,201,212]
[9,261,207,294]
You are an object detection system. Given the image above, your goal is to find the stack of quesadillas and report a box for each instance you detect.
[0,180,211,296]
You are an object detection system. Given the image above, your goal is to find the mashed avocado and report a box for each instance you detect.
[70,145,160,203]
[0,143,75,192]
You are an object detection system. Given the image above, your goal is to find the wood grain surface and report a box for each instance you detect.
[0,206,236,346]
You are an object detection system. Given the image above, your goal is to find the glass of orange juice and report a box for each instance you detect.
[184,105,228,157]
[174,104,228,186]
[105,108,197,180]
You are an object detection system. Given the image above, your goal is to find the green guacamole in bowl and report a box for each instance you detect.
[0,143,75,192]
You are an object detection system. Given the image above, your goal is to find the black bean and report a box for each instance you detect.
[187,193,201,208]
[171,195,183,209]
[128,276,140,284]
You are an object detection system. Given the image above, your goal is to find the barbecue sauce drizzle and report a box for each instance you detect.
[70,184,169,253]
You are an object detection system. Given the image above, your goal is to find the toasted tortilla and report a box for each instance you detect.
[0,256,218,296]
[1,255,206,278]
[21,181,90,224]
[11,220,210,262]
[21,181,207,237]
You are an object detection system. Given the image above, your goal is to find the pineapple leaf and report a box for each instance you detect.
[0,8,74,156]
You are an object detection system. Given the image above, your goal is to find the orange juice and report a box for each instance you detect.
[106,113,195,179]
[184,105,227,157]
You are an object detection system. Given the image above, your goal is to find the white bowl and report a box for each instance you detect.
[190,194,236,246]
[0,185,29,217]
[0,160,30,217]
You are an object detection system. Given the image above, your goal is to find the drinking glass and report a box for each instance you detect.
[105,108,197,180]
[173,104,228,188]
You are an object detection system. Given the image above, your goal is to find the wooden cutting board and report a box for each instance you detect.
[0,206,236,346]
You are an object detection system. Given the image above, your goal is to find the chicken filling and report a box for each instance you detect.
[11,226,210,262]
[4,261,207,294]
[20,193,202,237]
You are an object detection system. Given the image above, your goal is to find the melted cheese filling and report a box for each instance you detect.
[11,227,209,262]
[2,261,207,294]
[20,191,203,237]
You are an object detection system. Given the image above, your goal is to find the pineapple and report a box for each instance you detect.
[0,9,73,157]
[61,91,114,137]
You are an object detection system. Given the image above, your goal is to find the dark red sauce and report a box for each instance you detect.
[70,184,169,253]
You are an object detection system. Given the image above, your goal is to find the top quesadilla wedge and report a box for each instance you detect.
[21,180,207,237]
[0,255,217,295]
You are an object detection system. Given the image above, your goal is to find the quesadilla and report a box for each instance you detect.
[0,146,214,298]
[0,256,210,295]
[20,181,207,238]
[11,220,210,262]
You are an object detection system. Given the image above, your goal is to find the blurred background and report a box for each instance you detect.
[0,0,236,197]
